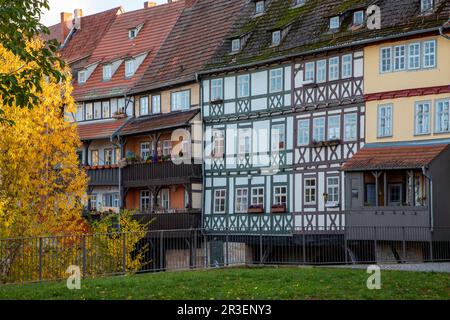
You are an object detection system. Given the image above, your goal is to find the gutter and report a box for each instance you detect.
[198,26,446,77]
[422,166,434,232]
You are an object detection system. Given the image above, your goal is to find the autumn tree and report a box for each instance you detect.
[0,40,88,239]
[0,0,65,125]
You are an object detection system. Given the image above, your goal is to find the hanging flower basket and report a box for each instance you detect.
[271,204,286,214]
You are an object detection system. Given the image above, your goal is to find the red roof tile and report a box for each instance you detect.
[72,1,185,101]
[342,144,449,171]
[117,109,199,136]
[77,118,128,140]
[131,0,245,93]
[44,8,120,64]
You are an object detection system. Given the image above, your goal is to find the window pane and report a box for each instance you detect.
[269,68,283,93]
[381,47,392,72]
[211,79,223,100]
[408,43,420,69]
[328,57,339,80]
[94,102,101,119]
[171,90,190,111]
[342,54,352,78]
[152,95,161,114]
[237,75,249,98]
[344,113,357,141]
[102,101,110,118]
[140,96,149,116]
[328,115,340,140]
[313,117,325,142]
[394,45,406,71]
[298,119,310,146]
[305,62,315,82]
[316,60,326,83]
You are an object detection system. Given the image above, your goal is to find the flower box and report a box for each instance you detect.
[248,206,264,214]
[271,205,286,214]
[112,112,127,119]
[210,99,224,105]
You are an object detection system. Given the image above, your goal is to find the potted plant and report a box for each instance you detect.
[271,204,286,214]
[248,205,264,214]
[125,151,137,164]
[112,111,127,119]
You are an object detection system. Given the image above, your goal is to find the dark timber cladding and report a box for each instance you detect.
[200,0,450,237]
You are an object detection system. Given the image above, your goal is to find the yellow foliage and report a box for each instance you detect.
[0,39,88,239]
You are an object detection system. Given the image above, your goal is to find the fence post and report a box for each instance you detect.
[402,227,407,263]
[122,233,126,274]
[159,231,164,271]
[204,234,209,268]
[373,227,377,263]
[302,230,306,265]
[82,235,87,277]
[38,237,43,281]
[344,229,348,264]
[225,226,229,267]
[193,229,198,269]
[428,230,434,262]
[259,227,263,265]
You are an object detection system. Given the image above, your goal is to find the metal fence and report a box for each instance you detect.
[0,227,449,284]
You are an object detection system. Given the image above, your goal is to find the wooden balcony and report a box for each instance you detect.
[134,210,202,232]
[346,206,430,228]
[86,166,119,186]
[122,162,202,188]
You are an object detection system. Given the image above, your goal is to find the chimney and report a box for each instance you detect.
[73,9,83,30]
[144,2,157,8]
[60,12,73,44]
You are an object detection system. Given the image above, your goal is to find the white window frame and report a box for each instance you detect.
[152,95,161,114]
[435,99,450,133]
[85,103,93,120]
[304,62,315,83]
[78,70,86,84]
[408,42,421,70]
[76,104,84,121]
[171,90,190,111]
[93,102,101,119]
[125,60,135,77]
[140,190,151,211]
[140,96,149,116]
[326,177,340,204]
[421,0,433,12]
[316,59,326,83]
[255,1,265,14]
[102,101,110,118]
[212,130,225,158]
[393,45,406,71]
[140,142,152,161]
[272,30,281,46]
[235,188,249,213]
[353,10,364,25]
[271,124,285,151]
[304,178,316,205]
[342,54,353,78]
[103,64,112,81]
[238,128,252,155]
[237,74,250,98]
[91,149,99,166]
[328,57,339,81]
[90,194,98,211]
[328,115,341,140]
[313,117,326,142]
[415,101,431,135]
[329,16,340,29]
[129,28,137,39]
[104,148,113,166]
[162,140,172,157]
[344,113,357,141]
[211,79,223,101]
[423,40,436,69]
[269,68,283,93]
[273,186,287,206]
[297,119,310,146]
[214,189,226,214]
[160,189,170,210]
[231,38,241,52]
[380,47,392,73]
[251,187,264,207]
[378,104,393,137]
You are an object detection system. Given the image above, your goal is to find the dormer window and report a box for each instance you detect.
[231,38,241,52]
[272,30,281,46]
[129,29,137,39]
[293,0,305,6]
[78,70,86,84]
[421,0,433,12]
[353,10,364,26]
[255,1,265,15]
[103,64,112,81]
[329,16,340,30]
[125,60,135,77]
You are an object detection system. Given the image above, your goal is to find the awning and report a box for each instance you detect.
[77,118,129,141]
[342,144,449,171]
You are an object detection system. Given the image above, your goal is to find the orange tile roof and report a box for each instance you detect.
[132,0,245,93]
[44,8,120,64]
[342,144,449,171]
[72,1,185,101]
[77,118,129,141]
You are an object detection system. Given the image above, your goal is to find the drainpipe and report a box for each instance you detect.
[196,72,205,229]
[422,166,434,232]
[438,21,450,40]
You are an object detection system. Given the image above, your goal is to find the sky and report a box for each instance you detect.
[41,0,167,26]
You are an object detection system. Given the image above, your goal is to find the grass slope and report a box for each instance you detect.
[0,267,448,300]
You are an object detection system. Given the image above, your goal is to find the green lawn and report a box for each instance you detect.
[0,267,448,300]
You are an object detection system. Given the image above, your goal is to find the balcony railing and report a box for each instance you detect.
[346,206,430,228]
[134,210,202,231]
[86,166,119,186]
[122,162,202,187]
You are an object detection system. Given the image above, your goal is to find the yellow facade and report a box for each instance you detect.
[134,82,200,116]
[364,34,450,144]
[364,36,450,94]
